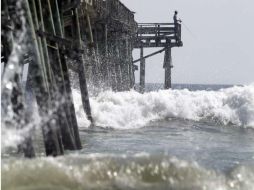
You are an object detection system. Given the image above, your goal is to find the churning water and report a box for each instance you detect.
[2,84,254,190]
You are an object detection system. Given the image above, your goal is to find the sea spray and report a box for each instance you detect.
[1,0,33,152]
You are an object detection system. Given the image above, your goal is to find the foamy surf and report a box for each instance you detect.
[2,84,253,151]
[2,154,254,190]
[73,84,254,129]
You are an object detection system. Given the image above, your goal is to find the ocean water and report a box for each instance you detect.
[2,83,254,190]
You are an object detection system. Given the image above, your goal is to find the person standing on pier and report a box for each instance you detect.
[173,11,181,43]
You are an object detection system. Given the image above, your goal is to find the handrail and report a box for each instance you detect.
[138,23,175,26]
[135,22,182,47]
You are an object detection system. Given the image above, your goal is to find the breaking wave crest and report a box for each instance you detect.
[2,85,253,151]
[73,84,254,129]
[2,154,254,190]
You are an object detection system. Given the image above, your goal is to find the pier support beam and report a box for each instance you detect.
[108,39,117,91]
[128,42,135,88]
[45,0,77,151]
[140,47,145,93]
[120,38,130,91]
[25,1,64,156]
[101,24,111,87]
[74,8,93,124]
[115,39,123,91]
[164,45,172,89]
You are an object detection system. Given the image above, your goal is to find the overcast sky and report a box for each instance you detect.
[121,0,254,85]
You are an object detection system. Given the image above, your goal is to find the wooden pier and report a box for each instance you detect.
[1,0,182,157]
[133,23,183,92]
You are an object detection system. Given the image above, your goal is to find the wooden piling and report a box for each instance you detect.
[104,24,111,87]
[120,38,131,91]
[44,0,77,150]
[114,38,123,91]
[140,47,145,93]
[109,37,118,91]
[53,0,82,149]
[25,0,63,156]
[164,43,172,89]
[73,8,94,124]
[129,42,135,88]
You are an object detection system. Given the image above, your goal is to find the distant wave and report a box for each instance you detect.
[73,84,254,129]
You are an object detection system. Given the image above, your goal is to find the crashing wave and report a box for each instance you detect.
[73,84,254,129]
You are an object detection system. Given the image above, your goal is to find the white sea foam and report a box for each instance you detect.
[73,84,254,129]
[2,84,253,150]
[2,154,254,190]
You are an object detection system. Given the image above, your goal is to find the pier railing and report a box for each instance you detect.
[135,23,183,48]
